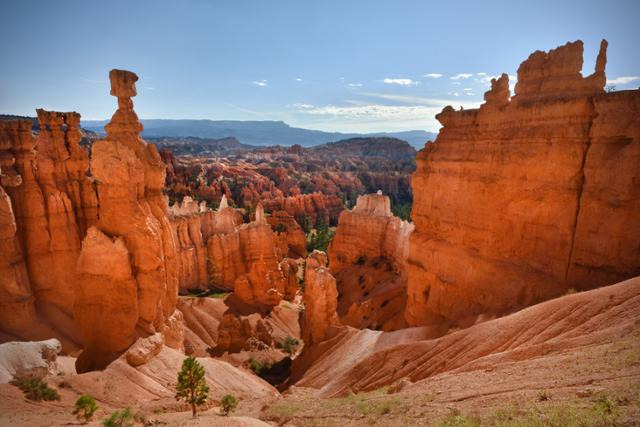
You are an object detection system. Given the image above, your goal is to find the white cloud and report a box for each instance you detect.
[291,97,482,132]
[476,72,487,76]
[295,78,303,82]
[476,74,518,89]
[293,103,315,109]
[477,74,498,85]
[463,88,473,91]
[348,83,363,88]
[359,92,480,107]
[252,80,268,87]
[383,78,419,86]
[452,81,461,86]
[424,73,443,78]
[606,76,640,86]
[450,73,473,80]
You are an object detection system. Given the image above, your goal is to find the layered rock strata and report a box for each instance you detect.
[75,70,181,372]
[301,250,340,345]
[406,40,640,326]
[328,193,414,330]
[268,210,307,259]
[168,197,301,308]
[0,111,98,345]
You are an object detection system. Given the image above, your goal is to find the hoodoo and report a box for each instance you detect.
[406,40,640,327]
[328,193,414,330]
[75,70,181,372]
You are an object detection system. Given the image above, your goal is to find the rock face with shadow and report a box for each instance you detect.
[406,40,640,327]
[328,193,414,331]
[75,70,182,372]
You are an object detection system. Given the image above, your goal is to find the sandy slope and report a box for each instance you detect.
[0,346,277,426]
[263,277,640,425]
[293,276,640,398]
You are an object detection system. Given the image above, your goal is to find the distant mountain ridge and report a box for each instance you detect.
[81,119,436,149]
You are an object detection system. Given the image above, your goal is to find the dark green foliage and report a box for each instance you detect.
[243,204,255,223]
[282,336,299,355]
[306,220,335,252]
[102,408,133,427]
[220,394,238,415]
[249,357,268,374]
[10,376,60,401]
[175,356,210,417]
[298,179,314,194]
[273,223,287,233]
[73,395,98,422]
[297,214,314,233]
[391,202,412,222]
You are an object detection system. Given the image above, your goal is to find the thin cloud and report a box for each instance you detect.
[450,73,473,80]
[290,99,482,132]
[383,78,419,86]
[424,73,443,78]
[252,80,268,87]
[295,78,303,82]
[606,76,640,85]
[293,103,315,109]
[476,72,487,76]
[359,92,480,108]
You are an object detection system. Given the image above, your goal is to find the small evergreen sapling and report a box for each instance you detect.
[102,408,133,427]
[73,395,98,422]
[220,394,238,415]
[175,356,210,417]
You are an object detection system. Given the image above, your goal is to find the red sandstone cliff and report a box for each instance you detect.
[74,70,182,372]
[0,112,98,347]
[328,193,414,331]
[406,40,640,327]
[167,196,301,309]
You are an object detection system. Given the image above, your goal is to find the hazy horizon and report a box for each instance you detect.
[1,0,639,133]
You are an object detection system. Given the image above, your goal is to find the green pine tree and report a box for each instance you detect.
[175,356,210,417]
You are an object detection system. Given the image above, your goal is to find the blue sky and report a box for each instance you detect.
[1,0,638,132]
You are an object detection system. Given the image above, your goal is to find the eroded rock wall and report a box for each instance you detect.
[168,199,301,308]
[328,193,413,274]
[327,193,414,330]
[74,70,181,372]
[0,112,98,346]
[406,40,640,327]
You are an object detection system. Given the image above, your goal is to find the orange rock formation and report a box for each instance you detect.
[0,112,98,346]
[301,250,340,345]
[267,210,307,258]
[406,40,640,327]
[75,70,180,372]
[328,193,414,330]
[167,197,301,308]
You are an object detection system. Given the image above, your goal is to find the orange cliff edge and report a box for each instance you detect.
[405,39,640,327]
